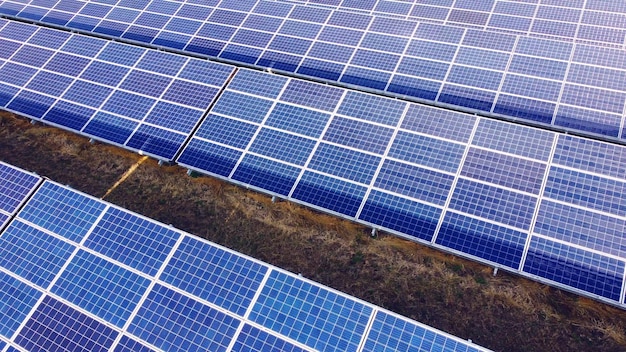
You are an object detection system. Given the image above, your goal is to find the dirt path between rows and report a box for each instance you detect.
[1,112,625,351]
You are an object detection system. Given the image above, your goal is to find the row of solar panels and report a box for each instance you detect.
[2,0,626,143]
[1,19,625,309]
[0,161,490,352]
[266,0,626,45]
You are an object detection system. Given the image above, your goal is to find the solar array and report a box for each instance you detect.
[179,68,626,307]
[0,170,489,352]
[2,1,626,142]
[0,19,234,161]
[0,162,40,230]
[267,0,626,46]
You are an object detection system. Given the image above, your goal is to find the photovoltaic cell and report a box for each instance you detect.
[128,284,240,352]
[160,236,268,316]
[437,212,528,269]
[0,270,42,338]
[231,324,309,352]
[359,190,441,241]
[0,161,39,215]
[84,207,180,277]
[364,311,482,352]
[51,250,150,328]
[249,270,373,352]
[18,181,106,243]
[15,296,118,352]
[113,336,157,352]
[0,220,75,288]
[523,237,625,301]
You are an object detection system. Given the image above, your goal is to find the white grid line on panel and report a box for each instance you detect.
[251,3,296,67]
[225,269,273,352]
[80,45,149,132]
[227,75,291,178]
[491,35,520,113]
[34,34,105,126]
[296,2,335,76]
[108,230,186,351]
[551,0,587,125]
[6,200,112,344]
[435,28,466,101]
[355,306,378,352]
[354,102,410,219]
[3,27,53,108]
[287,89,348,198]
[518,134,558,271]
[484,0,499,32]
[621,264,626,304]
[529,232,626,263]
[383,20,419,91]
[429,115,480,244]
[617,91,626,139]
[337,15,374,82]
[443,0,458,24]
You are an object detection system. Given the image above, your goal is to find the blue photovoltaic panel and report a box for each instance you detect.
[0,270,42,338]
[543,167,626,217]
[359,190,441,241]
[178,67,626,307]
[471,119,555,161]
[388,132,465,174]
[0,22,234,161]
[523,237,625,301]
[18,181,106,243]
[0,167,489,351]
[128,284,241,352]
[51,250,150,328]
[5,2,624,142]
[84,207,180,276]
[292,171,367,217]
[113,336,157,352]
[160,236,268,316]
[552,135,626,179]
[449,178,537,230]
[0,161,39,215]
[436,212,528,269]
[534,200,626,259]
[15,295,118,352]
[374,159,454,206]
[249,270,373,352]
[232,324,308,352]
[461,148,546,195]
[232,154,302,196]
[0,220,75,288]
[363,311,481,352]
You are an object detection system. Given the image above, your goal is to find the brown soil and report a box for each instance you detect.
[1,111,625,352]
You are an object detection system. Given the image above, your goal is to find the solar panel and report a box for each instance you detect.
[1,3,625,142]
[266,0,626,47]
[0,161,40,230]
[0,176,488,351]
[178,68,626,308]
[0,21,234,161]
